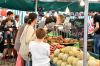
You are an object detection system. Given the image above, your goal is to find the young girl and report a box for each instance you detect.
[4,19,14,45]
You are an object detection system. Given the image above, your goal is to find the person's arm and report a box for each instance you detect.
[90,22,99,35]
[0,26,9,31]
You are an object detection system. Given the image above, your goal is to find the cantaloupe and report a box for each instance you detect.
[65,46,73,54]
[78,52,90,61]
[95,60,100,66]
[67,56,75,64]
[74,51,80,57]
[57,60,63,66]
[54,49,60,57]
[76,60,83,66]
[53,57,58,64]
[69,51,79,57]
[61,62,67,66]
[72,58,79,66]
[88,60,99,66]
[62,54,69,62]
[58,53,64,60]
[89,56,95,60]
[50,54,54,62]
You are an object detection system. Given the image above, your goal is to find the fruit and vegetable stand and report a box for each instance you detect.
[49,46,100,66]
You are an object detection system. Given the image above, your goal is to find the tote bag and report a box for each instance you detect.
[19,26,34,60]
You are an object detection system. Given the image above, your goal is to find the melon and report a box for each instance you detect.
[58,53,64,60]
[78,52,90,61]
[72,58,79,66]
[88,60,99,66]
[61,62,67,66]
[69,51,79,57]
[89,57,95,60]
[54,49,60,57]
[57,60,63,66]
[62,54,69,62]
[95,60,100,65]
[50,54,54,62]
[74,51,80,57]
[65,46,73,54]
[53,57,58,64]
[67,56,75,64]
[76,60,83,66]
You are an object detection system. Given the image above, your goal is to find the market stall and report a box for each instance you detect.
[0,0,100,66]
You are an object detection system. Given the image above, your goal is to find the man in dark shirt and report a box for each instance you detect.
[89,11,100,55]
[1,11,15,61]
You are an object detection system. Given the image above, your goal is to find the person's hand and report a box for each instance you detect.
[6,31,10,35]
[89,32,93,35]
[5,25,7,28]
[9,28,13,32]
[17,27,19,30]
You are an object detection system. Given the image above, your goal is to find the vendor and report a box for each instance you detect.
[89,11,100,55]
[56,14,65,25]
[45,16,56,32]
[56,14,66,38]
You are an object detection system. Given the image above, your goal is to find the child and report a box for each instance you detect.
[4,18,14,45]
[29,27,50,66]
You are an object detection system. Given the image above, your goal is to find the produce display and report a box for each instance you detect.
[50,46,100,66]
[43,35,78,44]
[50,44,64,55]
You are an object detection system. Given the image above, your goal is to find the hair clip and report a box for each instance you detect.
[29,19,31,21]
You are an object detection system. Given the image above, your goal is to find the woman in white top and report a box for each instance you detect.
[19,13,37,66]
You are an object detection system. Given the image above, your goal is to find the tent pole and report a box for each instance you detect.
[19,11,21,25]
[35,0,37,13]
[83,0,89,66]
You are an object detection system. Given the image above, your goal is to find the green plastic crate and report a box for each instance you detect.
[50,61,57,66]
[88,51,99,59]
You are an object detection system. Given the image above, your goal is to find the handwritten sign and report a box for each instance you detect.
[70,19,84,38]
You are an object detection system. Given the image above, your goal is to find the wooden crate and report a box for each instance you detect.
[79,39,94,52]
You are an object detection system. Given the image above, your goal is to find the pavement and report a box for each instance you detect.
[0,58,16,66]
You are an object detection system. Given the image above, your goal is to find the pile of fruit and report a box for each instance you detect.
[50,44,64,55]
[43,35,78,44]
[50,46,100,66]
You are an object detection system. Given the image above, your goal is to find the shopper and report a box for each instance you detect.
[89,11,100,55]
[15,15,20,29]
[29,27,50,66]
[19,13,37,66]
[14,16,29,66]
[15,15,20,35]
[2,11,15,62]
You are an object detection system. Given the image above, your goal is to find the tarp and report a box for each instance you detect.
[0,0,35,11]
[0,0,100,12]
